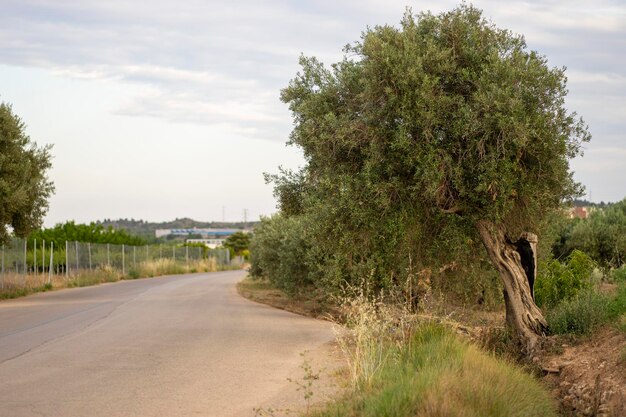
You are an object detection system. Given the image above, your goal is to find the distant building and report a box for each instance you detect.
[568,206,595,219]
[185,238,225,249]
[155,228,250,249]
[155,228,242,239]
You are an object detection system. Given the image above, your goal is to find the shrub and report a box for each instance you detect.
[547,290,610,335]
[610,265,626,283]
[535,250,595,308]
[249,214,315,295]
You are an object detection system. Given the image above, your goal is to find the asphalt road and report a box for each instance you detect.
[0,270,336,417]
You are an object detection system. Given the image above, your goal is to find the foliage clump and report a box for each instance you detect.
[254,4,589,311]
[552,199,626,268]
[535,249,596,308]
[249,214,315,295]
[0,102,54,243]
[223,231,251,257]
[546,284,626,335]
[29,221,145,246]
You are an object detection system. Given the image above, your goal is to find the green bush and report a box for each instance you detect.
[610,265,626,283]
[608,284,626,322]
[249,214,315,295]
[547,290,610,335]
[547,282,626,335]
[535,250,595,308]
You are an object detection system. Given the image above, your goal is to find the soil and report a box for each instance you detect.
[540,328,626,416]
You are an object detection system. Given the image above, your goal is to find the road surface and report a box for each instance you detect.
[0,270,337,417]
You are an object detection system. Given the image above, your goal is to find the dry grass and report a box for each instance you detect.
[1,258,239,300]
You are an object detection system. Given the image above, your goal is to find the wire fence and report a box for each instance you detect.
[0,238,232,290]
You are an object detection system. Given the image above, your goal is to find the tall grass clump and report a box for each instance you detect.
[547,283,626,335]
[547,290,610,335]
[1,256,236,300]
[323,293,556,417]
[130,257,219,278]
[335,290,417,390]
[320,321,556,417]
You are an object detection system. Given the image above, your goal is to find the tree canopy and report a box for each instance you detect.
[0,102,54,244]
[29,221,146,247]
[223,231,251,256]
[266,4,590,352]
[281,5,588,237]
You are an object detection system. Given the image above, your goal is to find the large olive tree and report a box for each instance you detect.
[279,5,589,353]
[0,102,54,244]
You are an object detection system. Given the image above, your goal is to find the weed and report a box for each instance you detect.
[287,352,321,416]
[253,352,323,417]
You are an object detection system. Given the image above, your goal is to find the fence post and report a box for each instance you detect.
[173,246,176,263]
[48,241,54,284]
[42,239,45,276]
[23,239,27,286]
[186,245,189,266]
[34,238,37,278]
[65,241,69,279]
[75,241,79,273]
[159,244,162,260]
[1,244,4,290]
[88,242,92,270]
[133,246,136,268]
[146,245,149,262]
[122,244,125,276]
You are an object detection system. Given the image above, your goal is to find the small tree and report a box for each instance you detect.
[223,231,251,256]
[279,5,589,353]
[0,102,54,244]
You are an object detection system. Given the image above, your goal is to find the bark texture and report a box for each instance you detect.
[476,220,547,355]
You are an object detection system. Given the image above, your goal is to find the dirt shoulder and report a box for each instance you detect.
[236,276,340,321]
[540,328,626,416]
[237,276,346,416]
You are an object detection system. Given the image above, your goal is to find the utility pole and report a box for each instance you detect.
[243,209,248,230]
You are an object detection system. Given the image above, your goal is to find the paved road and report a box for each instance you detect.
[0,270,336,417]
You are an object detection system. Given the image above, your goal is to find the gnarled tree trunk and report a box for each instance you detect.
[476,220,547,355]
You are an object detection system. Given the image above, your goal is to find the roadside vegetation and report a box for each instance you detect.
[318,324,556,417]
[1,257,238,300]
[246,4,626,416]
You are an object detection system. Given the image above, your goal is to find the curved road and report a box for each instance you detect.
[0,270,336,416]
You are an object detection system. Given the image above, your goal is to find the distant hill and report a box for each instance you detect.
[96,218,259,241]
[572,199,614,209]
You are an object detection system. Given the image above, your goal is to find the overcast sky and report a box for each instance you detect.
[1,0,624,226]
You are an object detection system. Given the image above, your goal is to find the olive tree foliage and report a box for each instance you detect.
[555,199,626,268]
[0,103,54,244]
[276,5,589,353]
